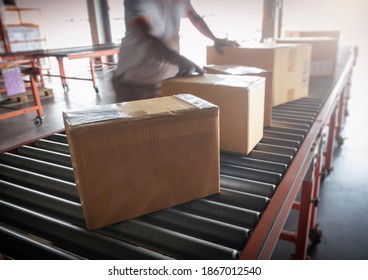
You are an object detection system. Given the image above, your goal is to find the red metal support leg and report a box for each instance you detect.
[279,136,322,259]
[324,108,337,174]
[309,139,322,231]
[293,180,313,259]
[30,75,43,118]
[56,57,68,91]
[34,58,45,88]
[336,87,347,143]
[89,57,98,93]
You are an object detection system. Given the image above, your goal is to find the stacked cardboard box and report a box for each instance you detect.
[203,64,273,127]
[206,43,311,106]
[284,30,340,40]
[275,37,339,76]
[161,74,265,155]
[64,94,220,229]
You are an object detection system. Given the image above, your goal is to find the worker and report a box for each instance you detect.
[112,0,239,102]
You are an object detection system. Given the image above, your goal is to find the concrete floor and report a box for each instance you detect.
[0,64,367,260]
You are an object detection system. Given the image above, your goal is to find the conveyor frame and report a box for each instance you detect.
[0,46,358,260]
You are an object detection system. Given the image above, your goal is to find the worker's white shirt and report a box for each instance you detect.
[115,0,192,84]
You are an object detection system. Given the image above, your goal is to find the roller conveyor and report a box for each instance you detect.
[0,47,356,259]
[17,145,72,167]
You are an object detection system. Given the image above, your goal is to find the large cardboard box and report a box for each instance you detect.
[203,64,273,127]
[275,37,339,77]
[206,43,311,106]
[284,30,340,40]
[63,94,220,229]
[161,74,265,155]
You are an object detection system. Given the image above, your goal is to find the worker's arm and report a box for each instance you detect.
[134,16,203,77]
[186,4,239,53]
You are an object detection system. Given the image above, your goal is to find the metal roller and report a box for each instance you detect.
[292,99,323,106]
[263,130,305,142]
[260,137,300,149]
[0,179,84,223]
[220,162,282,185]
[220,152,287,174]
[272,111,315,121]
[103,219,240,260]
[208,188,269,212]
[35,139,69,154]
[272,116,313,125]
[17,145,72,167]
[0,179,239,259]
[139,208,249,251]
[0,164,78,202]
[280,102,321,110]
[176,199,260,229]
[276,104,320,113]
[255,143,297,157]
[273,108,317,117]
[0,200,171,260]
[0,224,84,260]
[302,96,325,101]
[274,106,318,113]
[49,133,68,144]
[220,174,275,198]
[271,121,310,131]
[0,152,74,182]
[247,150,292,165]
[265,126,308,136]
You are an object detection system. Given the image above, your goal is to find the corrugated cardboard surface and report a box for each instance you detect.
[161,74,265,155]
[204,64,273,127]
[275,37,338,76]
[63,94,220,229]
[206,43,311,106]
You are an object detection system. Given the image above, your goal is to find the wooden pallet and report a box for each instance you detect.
[0,87,53,104]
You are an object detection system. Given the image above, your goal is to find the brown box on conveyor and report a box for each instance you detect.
[275,37,339,77]
[63,94,220,229]
[206,43,311,106]
[161,74,265,155]
[203,64,273,127]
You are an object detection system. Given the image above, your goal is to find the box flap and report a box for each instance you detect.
[165,74,264,89]
[204,64,271,75]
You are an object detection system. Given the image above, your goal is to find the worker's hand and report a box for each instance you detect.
[214,38,240,54]
[175,55,204,77]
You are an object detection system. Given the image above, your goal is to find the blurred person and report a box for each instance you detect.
[112,0,239,102]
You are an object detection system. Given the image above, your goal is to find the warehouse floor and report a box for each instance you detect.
[0,65,367,260]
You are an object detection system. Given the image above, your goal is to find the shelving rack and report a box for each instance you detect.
[0,7,45,53]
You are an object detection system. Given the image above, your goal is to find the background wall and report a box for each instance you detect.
[282,0,368,140]
[14,0,91,48]
[282,0,368,95]
[8,0,367,94]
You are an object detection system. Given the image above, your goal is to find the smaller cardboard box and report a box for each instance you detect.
[284,30,340,40]
[207,43,311,106]
[63,94,220,229]
[275,37,338,76]
[204,64,273,127]
[161,74,265,155]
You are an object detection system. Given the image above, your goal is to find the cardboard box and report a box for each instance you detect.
[161,74,265,155]
[206,43,311,106]
[63,94,220,229]
[284,30,340,40]
[204,64,273,127]
[275,37,338,76]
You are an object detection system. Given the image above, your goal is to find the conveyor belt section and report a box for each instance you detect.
[0,95,326,260]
